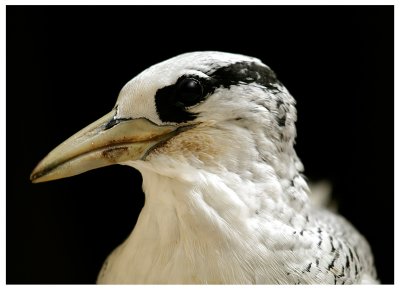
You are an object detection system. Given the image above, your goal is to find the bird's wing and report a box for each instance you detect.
[289,207,378,284]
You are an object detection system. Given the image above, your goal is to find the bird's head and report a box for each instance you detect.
[31,51,300,184]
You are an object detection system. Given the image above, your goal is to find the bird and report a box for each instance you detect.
[30,51,378,284]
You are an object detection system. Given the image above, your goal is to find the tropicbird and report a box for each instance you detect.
[31,51,378,284]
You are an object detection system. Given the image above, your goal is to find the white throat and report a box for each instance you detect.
[97,154,311,284]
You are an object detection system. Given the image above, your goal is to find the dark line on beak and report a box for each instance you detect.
[104,117,133,130]
[30,162,59,181]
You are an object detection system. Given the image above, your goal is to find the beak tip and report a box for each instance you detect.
[30,170,40,183]
[30,163,47,183]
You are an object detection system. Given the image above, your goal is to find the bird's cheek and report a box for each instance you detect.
[147,129,222,165]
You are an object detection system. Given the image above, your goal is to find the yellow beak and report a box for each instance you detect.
[30,110,178,183]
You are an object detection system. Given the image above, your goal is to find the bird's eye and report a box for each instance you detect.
[175,78,203,107]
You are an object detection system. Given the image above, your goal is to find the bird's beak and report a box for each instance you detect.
[30,110,178,183]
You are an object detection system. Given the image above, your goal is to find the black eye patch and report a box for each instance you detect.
[154,75,207,123]
[154,61,279,124]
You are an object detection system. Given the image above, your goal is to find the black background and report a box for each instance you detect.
[6,6,394,284]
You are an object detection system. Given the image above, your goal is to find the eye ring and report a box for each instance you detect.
[175,77,204,107]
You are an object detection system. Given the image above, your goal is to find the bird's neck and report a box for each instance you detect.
[101,158,310,283]
[133,151,309,242]
[137,166,258,240]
